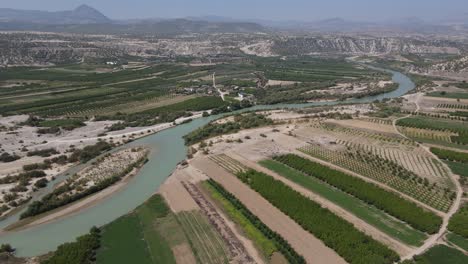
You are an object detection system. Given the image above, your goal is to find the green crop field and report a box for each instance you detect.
[448,205,468,239]
[97,195,183,264]
[427,92,468,99]
[259,159,427,246]
[97,214,153,264]
[447,233,468,252]
[445,161,468,178]
[411,245,468,264]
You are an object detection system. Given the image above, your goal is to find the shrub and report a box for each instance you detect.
[0,152,20,163]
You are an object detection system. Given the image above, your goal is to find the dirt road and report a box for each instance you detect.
[228,152,413,256]
[192,157,347,264]
[394,92,464,260]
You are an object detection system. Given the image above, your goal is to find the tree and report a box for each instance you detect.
[0,243,14,253]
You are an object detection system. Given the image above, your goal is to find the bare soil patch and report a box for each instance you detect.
[191,157,347,264]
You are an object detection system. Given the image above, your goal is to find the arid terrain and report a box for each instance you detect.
[1,3,468,264]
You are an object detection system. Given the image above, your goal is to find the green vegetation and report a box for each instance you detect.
[236,169,399,264]
[203,180,305,263]
[176,211,229,264]
[132,195,177,264]
[97,195,176,264]
[396,116,468,145]
[42,227,101,264]
[430,147,468,163]
[448,205,468,239]
[260,159,427,246]
[97,96,228,127]
[69,141,113,163]
[445,161,468,178]
[427,92,468,100]
[405,245,468,264]
[407,74,437,89]
[0,243,14,253]
[39,119,86,130]
[0,152,20,163]
[369,102,401,118]
[273,154,442,234]
[256,57,383,82]
[97,194,229,264]
[27,148,59,157]
[450,82,468,89]
[20,149,147,219]
[183,113,273,145]
[97,214,153,264]
[430,147,468,182]
[22,116,86,130]
[447,233,468,251]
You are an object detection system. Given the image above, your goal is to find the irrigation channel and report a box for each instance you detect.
[0,67,415,257]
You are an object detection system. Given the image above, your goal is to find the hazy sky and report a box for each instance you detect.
[1,0,467,21]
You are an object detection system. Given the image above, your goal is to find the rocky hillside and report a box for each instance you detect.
[408,56,468,75]
[268,36,462,55]
[0,33,125,66]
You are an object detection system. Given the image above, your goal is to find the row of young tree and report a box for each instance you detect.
[236,169,400,264]
[430,147,468,164]
[206,179,306,264]
[273,154,442,234]
[396,117,468,145]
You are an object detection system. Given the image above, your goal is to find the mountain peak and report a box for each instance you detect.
[71,4,110,23]
[74,4,96,12]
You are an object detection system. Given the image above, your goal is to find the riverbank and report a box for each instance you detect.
[2,151,149,234]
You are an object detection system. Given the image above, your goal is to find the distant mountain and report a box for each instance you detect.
[0,5,111,24]
[0,18,267,35]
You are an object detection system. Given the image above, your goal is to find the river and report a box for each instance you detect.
[0,67,415,257]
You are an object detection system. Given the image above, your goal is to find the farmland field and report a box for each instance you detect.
[447,233,468,252]
[427,92,468,100]
[396,116,468,145]
[97,214,154,264]
[299,144,454,212]
[337,139,451,187]
[176,210,230,264]
[202,180,305,263]
[259,159,427,246]
[96,195,178,264]
[411,245,468,264]
[235,168,400,264]
[272,154,442,234]
[448,205,468,239]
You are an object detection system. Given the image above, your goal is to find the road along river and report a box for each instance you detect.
[0,67,415,257]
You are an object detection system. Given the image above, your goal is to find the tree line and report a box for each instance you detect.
[430,147,468,164]
[206,179,305,264]
[236,169,400,264]
[273,154,442,234]
[183,113,273,145]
